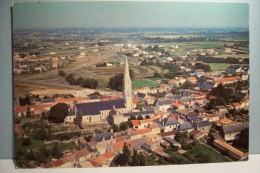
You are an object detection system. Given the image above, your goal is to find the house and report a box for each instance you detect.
[214,76,241,85]
[157,118,180,133]
[90,131,114,154]
[123,110,155,120]
[74,149,91,163]
[42,159,66,168]
[131,119,153,130]
[107,106,127,125]
[221,123,249,141]
[74,99,126,124]
[214,106,228,115]
[225,65,242,75]
[163,137,181,148]
[148,124,161,134]
[231,102,241,109]
[158,83,170,93]
[187,77,197,84]
[195,120,212,133]
[172,101,185,111]
[206,114,220,122]
[74,137,87,148]
[194,78,215,91]
[155,99,174,112]
[188,130,205,140]
[62,154,76,168]
[213,140,248,161]
[145,133,162,142]
[90,151,116,167]
[178,122,194,132]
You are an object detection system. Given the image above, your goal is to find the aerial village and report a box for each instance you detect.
[14,42,249,167]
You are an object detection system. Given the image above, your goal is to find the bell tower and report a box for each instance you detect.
[124,57,133,112]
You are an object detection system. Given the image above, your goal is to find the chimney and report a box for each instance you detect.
[113,105,116,110]
[93,132,96,138]
[110,128,113,134]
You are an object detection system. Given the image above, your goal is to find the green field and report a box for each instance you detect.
[132,79,159,89]
[206,63,231,71]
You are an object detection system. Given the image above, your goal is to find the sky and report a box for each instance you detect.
[13,1,249,29]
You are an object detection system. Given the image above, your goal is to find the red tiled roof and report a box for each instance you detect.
[214,76,241,84]
[171,101,184,107]
[55,97,86,103]
[74,149,90,158]
[149,124,160,129]
[131,120,141,126]
[133,98,140,104]
[232,102,241,107]
[14,103,53,113]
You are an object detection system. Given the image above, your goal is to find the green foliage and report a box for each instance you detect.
[26,107,31,118]
[145,115,150,119]
[65,73,76,85]
[195,63,211,72]
[108,73,124,91]
[239,128,249,149]
[51,143,63,159]
[130,115,136,120]
[48,103,69,123]
[22,138,31,146]
[181,81,194,90]
[58,70,66,77]
[136,101,144,111]
[137,115,144,120]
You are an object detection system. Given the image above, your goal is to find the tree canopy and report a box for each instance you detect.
[48,103,69,123]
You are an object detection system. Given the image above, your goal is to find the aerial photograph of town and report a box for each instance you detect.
[12,1,249,168]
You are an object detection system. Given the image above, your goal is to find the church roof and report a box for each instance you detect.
[75,99,126,116]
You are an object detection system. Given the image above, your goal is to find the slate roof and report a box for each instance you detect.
[91,132,113,143]
[75,99,126,116]
[223,123,249,134]
[197,120,212,128]
[158,118,179,127]
[178,122,194,131]
[157,99,174,106]
[137,92,146,99]
[42,97,54,104]
[123,110,155,117]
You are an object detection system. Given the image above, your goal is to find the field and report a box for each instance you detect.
[132,78,159,89]
[206,63,231,72]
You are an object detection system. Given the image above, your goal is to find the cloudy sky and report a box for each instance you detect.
[13,1,249,29]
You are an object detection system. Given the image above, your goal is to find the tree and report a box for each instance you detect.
[136,101,143,111]
[58,70,66,77]
[137,115,143,120]
[122,142,131,164]
[239,128,249,149]
[120,122,129,131]
[48,103,69,123]
[181,81,194,90]
[26,107,31,118]
[130,115,136,120]
[51,143,62,159]
[65,73,75,85]
[145,115,150,119]
[75,76,85,85]
[108,73,124,91]
[132,148,139,166]
[174,131,188,142]
[22,138,31,146]
[111,124,120,132]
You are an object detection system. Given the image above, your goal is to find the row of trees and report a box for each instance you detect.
[59,70,99,89]
[114,143,155,166]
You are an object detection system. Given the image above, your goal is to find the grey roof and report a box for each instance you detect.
[223,123,249,134]
[197,120,212,128]
[76,99,126,116]
[137,92,146,99]
[123,110,155,117]
[158,118,179,127]
[157,99,174,106]
[91,132,113,143]
[178,122,194,131]
[43,98,54,103]
[163,137,180,145]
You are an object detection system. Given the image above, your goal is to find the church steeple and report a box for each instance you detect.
[124,57,133,112]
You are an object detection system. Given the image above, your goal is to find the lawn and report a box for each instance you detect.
[132,79,159,89]
[16,139,46,151]
[206,63,231,72]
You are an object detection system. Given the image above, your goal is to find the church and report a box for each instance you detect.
[65,57,133,124]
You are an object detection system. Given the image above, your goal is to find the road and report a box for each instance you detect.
[15,47,116,81]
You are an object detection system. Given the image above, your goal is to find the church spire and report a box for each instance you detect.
[124,57,133,112]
